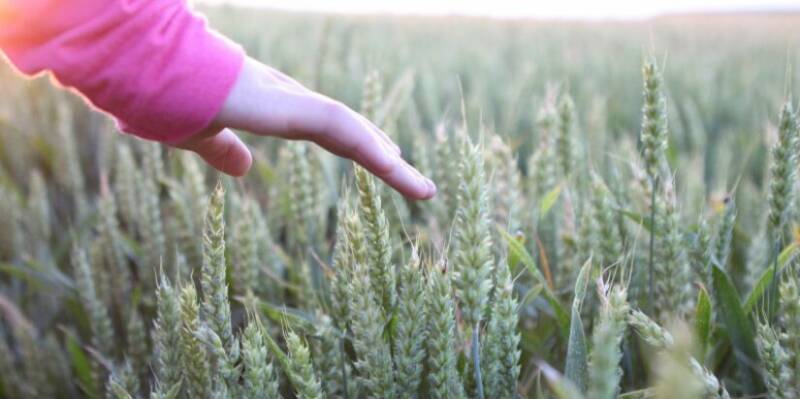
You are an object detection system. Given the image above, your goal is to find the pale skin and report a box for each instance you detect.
[173,57,437,200]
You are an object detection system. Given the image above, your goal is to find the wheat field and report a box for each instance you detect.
[0,7,799,399]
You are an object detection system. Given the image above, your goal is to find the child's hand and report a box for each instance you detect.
[1,0,433,199]
[174,57,437,200]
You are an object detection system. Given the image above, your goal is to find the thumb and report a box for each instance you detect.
[172,128,253,177]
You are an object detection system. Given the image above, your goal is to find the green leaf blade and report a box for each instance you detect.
[710,265,763,394]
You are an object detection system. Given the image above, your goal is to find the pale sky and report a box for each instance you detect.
[197,0,800,19]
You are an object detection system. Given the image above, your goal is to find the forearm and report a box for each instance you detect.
[0,0,243,142]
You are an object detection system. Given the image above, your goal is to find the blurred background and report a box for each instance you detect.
[196,0,800,19]
[1,0,800,398]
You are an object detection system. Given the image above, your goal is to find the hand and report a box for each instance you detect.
[173,57,437,200]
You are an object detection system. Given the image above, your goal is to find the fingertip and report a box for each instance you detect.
[227,145,253,177]
[411,177,437,200]
[373,159,437,201]
[422,178,438,200]
[175,129,252,177]
[216,130,252,177]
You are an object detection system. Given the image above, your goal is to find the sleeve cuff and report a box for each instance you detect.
[113,4,246,143]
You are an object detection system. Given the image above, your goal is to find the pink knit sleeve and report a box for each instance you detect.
[0,0,245,143]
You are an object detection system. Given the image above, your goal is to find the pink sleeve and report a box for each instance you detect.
[0,0,245,143]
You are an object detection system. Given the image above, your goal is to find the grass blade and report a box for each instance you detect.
[694,286,712,356]
[743,241,798,314]
[710,264,763,394]
[564,259,592,392]
[500,228,569,338]
[539,184,563,218]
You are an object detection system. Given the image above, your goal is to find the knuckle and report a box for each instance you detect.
[313,99,345,137]
[325,100,346,119]
[368,146,397,176]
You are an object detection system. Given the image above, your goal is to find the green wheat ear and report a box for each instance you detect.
[530,103,558,200]
[557,94,578,179]
[589,174,623,269]
[231,197,259,296]
[54,102,88,219]
[178,284,212,398]
[194,323,239,391]
[587,281,628,399]
[755,321,794,399]
[347,259,396,397]
[98,188,133,304]
[241,316,280,399]
[286,330,324,399]
[114,143,139,232]
[0,186,22,260]
[284,142,321,255]
[138,142,166,280]
[360,69,383,122]
[124,307,148,389]
[330,199,355,329]
[452,137,495,328]
[72,244,115,357]
[652,179,693,321]
[354,164,397,317]
[312,312,351,398]
[153,271,182,391]
[713,199,736,269]
[425,259,466,399]
[778,268,800,391]
[393,247,428,395]
[767,102,799,243]
[482,255,521,399]
[452,136,496,398]
[651,322,705,399]
[26,170,50,243]
[628,309,727,398]
[433,125,462,224]
[640,58,668,180]
[485,134,522,235]
[201,180,235,356]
